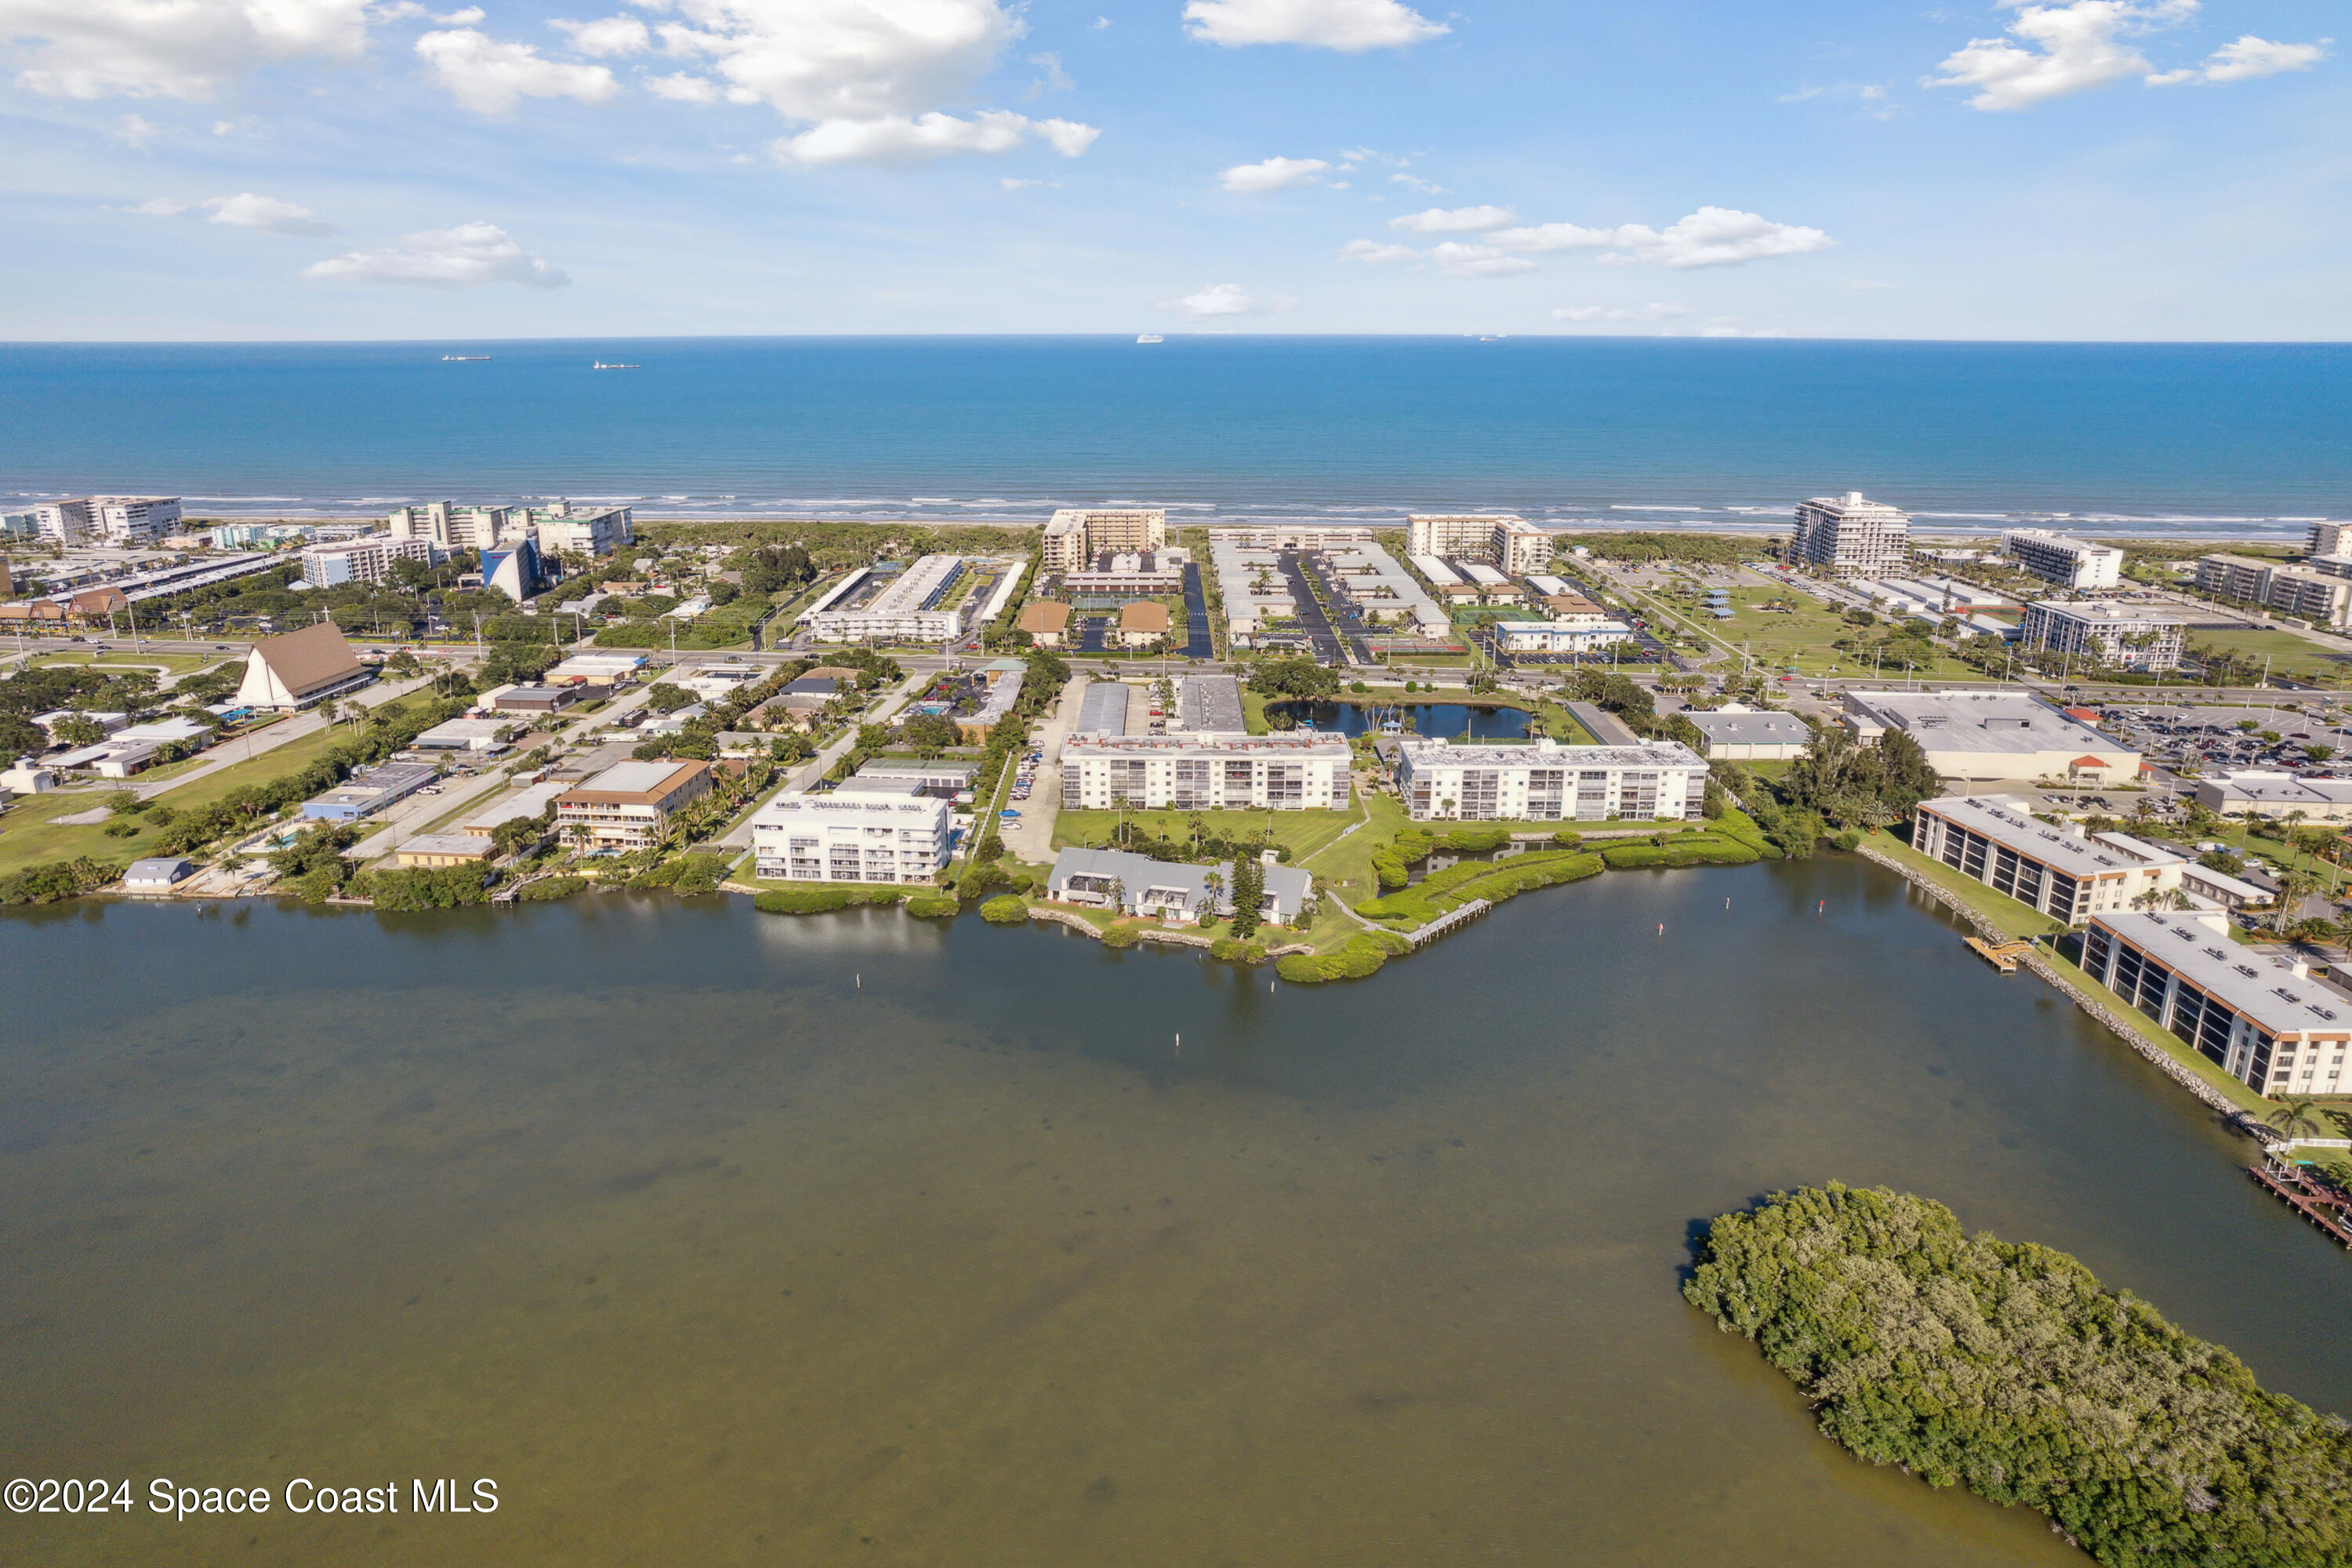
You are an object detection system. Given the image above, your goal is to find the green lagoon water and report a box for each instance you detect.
[5,857,2349,1566]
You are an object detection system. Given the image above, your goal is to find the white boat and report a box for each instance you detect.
[441,354,491,361]
[592,361,641,370]
[1134,333,1163,344]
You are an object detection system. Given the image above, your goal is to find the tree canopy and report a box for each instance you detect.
[1686,1184,2352,1566]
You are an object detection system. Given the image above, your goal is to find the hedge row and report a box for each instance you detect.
[1274,930,1411,985]
[1357,849,1603,928]
[517,876,587,902]
[754,886,910,914]
[904,893,960,918]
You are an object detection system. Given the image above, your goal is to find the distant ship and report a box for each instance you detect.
[441,354,492,361]
[1135,333,1163,344]
[592,361,641,369]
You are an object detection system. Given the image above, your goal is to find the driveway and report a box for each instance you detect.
[999,674,1086,866]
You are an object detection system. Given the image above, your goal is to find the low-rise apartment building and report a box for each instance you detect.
[1045,846,1314,926]
[554,759,713,849]
[2082,912,2350,1096]
[1493,619,1636,656]
[1058,731,1351,811]
[800,554,1020,643]
[750,785,953,884]
[1911,795,2185,924]
[2190,553,2352,626]
[2016,601,2186,671]
[1394,736,1708,822]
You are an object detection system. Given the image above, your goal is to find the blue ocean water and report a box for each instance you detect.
[2,336,2346,537]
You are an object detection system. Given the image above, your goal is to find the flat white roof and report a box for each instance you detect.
[2093,910,2351,1036]
[1918,794,2160,880]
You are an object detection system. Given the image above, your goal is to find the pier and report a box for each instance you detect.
[2246,1160,2352,1250]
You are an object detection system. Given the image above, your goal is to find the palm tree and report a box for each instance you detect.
[2263,1095,2328,1142]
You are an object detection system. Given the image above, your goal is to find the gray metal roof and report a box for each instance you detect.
[2092,910,2352,1036]
[1048,844,1312,915]
[1178,673,1245,733]
[1076,682,1131,735]
[1917,795,2157,880]
[1682,711,1810,743]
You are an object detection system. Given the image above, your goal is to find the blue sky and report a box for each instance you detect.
[0,0,2341,339]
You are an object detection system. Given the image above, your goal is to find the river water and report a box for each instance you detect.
[6,858,2348,1566]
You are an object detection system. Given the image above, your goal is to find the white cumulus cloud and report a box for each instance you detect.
[1182,0,1446,51]
[1929,0,2190,111]
[772,110,1094,165]
[1492,207,1833,269]
[1159,282,1295,316]
[1389,204,1515,234]
[204,191,337,234]
[2,0,370,100]
[552,15,652,54]
[303,221,569,288]
[1221,155,1330,194]
[416,27,620,114]
[646,70,720,100]
[2148,33,2328,84]
[1432,241,1534,278]
[1339,238,1417,264]
[1550,302,1690,322]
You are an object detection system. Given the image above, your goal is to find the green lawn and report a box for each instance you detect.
[1640,583,1987,681]
[26,651,223,676]
[1051,804,1362,862]
[0,701,422,875]
[2183,626,2352,687]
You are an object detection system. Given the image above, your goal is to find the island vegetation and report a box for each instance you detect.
[1685,1183,2352,1566]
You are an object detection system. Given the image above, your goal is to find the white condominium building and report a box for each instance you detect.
[530,504,635,557]
[1058,731,1351,811]
[2016,601,2186,670]
[299,533,438,588]
[34,496,182,544]
[1404,514,1554,575]
[1395,736,1707,822]
[1790,492,1909,580]
[2001,528,2123,590]
[390,503,512,552]
[1042,508,1167,572]
[2193,553,2270,600]
[1911,795,2184,925]
[751,786,953,884]
[2083,912,2349,1096]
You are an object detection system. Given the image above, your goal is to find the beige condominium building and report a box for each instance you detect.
[1041,508,1167,572]
[1404,514,1555,575]
[2083,911,2350,1096]
[1839,690,2140,786]
[2194,553,2352,628]
[1910,795,2187,924]
[554,760,713,849]
[2016,601,2186,671]
[1789,492,1908,579]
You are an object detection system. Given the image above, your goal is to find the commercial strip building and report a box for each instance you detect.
[2016,601,2186,671]
[1404,514,1555,575]
[750,785,953,884]
[2082,912,2348,1096]
[2001,529,2124,590]
[1041,509,1168,573]
[554,759,713,848]
[302,761,438,822]
[235,623,373,711]
[1682,709,1812,760]
[1838,690,2140,786]
[1044,846,1314,927]
[2192,771,2352,824]
[1789,492,1909,580]
[1058,731,1351,811]
[299,534,439,588]
[1395,736,1707,822]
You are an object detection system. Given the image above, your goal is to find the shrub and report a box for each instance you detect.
[0,858,122,906]
[1274,931,1406,984]
[1099,921,1141,948]
[517,876,586,902]
[845,887,908,906]
[905,893,960,918]
[979,894,1028,924]
[1550,828,1583,848]
[1599,835,1760,870]
[1209,936,1266,965]
[1831,828,1862,851]
[754,887,851,913]
[353,864,495,911]
[1433,825,1510,853]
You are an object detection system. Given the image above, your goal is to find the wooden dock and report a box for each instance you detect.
[1964,936,2035,973]
[2246,1162,2352,1250]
